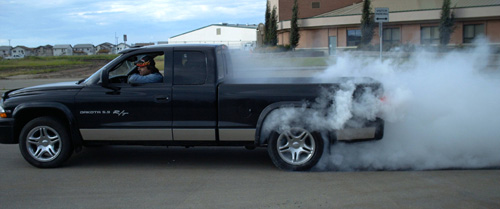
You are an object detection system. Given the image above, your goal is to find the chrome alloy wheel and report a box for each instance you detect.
[276,128,316,165]
[26,126,62,162]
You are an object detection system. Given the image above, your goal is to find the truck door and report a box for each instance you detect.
[75,50,173,141]
[171,49,217,141]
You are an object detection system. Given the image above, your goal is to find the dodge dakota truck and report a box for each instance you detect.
[0,44,384,171]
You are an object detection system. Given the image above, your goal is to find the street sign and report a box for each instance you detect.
[374,8,389,60]
[375,7,389,23]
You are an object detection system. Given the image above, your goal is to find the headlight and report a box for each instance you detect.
[0,105,7,118]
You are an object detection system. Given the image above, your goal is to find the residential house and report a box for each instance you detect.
[53,44,73,56]
[11,46,33,58]
[34,45,53,57]
[0,46,12,57]
[114,43,130,53]
[96,42,114,54]
[73,44,96,55]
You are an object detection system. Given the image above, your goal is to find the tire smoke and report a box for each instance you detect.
[315,38,500,171]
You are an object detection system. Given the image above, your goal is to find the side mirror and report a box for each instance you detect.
[100,70,120,91]
[101,70,108,86]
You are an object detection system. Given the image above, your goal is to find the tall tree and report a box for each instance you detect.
[439,0,455,46]
[360,0,375,46]
[269,6,278,46]
[289,0,300,49]
[264,1,271,45]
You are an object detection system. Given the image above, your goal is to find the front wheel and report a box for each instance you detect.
[19,117,73,168]
[267,127,324,171]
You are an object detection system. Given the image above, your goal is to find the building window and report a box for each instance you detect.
[312,2,320,8]
[463,24,484,43]
[383,28,400,45]
[421,26,439,44]
[347,29,361,46]
[216,28,221,35]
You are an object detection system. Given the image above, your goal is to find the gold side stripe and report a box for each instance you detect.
[173,129,215,141]
[219,129,256,141]
[80,129,172,141]
[80,128,256,142]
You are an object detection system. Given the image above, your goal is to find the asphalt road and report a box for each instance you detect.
[1,144,500,209]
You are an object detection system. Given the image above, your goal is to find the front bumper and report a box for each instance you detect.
[0,118,16,144]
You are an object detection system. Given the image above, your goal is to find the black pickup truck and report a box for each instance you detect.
[0,44,384,170]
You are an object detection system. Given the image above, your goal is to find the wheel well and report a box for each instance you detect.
[255,102,309,146]
[14,108,69,143]
[256,104,336,146]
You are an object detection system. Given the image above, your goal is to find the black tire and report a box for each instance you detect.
[267,127,324,171]
[19,117,73,168]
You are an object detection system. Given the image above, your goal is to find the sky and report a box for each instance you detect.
[0,0,266,47]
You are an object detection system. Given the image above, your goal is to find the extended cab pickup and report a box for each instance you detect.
[0,44,384,170]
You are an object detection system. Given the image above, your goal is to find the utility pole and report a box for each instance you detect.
[115,32,118,53]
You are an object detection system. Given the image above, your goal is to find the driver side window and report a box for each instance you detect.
[108,52,165,84]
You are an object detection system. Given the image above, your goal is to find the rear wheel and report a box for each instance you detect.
[267,127,323,171]
[19,117,73,168]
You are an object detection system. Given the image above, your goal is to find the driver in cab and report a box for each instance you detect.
[128,55,163,84]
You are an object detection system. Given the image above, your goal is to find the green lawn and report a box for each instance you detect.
[0,55,118,77]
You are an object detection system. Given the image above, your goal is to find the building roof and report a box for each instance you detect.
[133,43,155,47]
[35,45,53,49]
[315,0,500,17]
[98,42,115,47]
[170,23,258,39]
[54,44,72,48]
[116,43,131,47]
[13,46,32,50]
[74,44,95,48]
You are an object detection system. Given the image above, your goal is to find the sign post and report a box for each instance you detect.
[375,8,389,61]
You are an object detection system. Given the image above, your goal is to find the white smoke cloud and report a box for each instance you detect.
[231,38,500,171]
[260,78,384,144]
[315,38,500,171]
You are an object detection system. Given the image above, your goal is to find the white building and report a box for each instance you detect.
[53,44,73,56]
[0,46,12,57]
[169,23,258,50]
[11,46,33,58]
[114,43,130,53]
